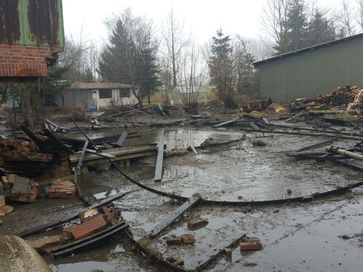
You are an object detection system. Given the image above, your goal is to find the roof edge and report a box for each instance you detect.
[254,33,363,66]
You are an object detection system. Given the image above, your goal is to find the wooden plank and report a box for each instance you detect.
[149,194,201,238]
[74,140,88,175]
[212,118,239,128]
[154,135,165,182]
[85,149,115,158]
[114,132,128,147]
[70,146,157,163]
[157,104,166,116]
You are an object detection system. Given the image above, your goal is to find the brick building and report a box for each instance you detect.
[0,0,64,79]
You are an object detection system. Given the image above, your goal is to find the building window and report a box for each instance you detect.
[119,89,130,97]
[99,89,112,99]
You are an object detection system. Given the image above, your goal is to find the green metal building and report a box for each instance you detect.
[0,0,64,78]
[0,0,64,48]
[254,33,363,103]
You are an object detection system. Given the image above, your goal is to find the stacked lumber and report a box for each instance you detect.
[291,86,361,112]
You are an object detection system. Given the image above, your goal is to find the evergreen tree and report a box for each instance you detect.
[98,11,160,106]
[285,0,309,52]
[136,40,161,104]
[208,29,236,108]
[307,9,336,45]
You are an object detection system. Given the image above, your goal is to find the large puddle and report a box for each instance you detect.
[49,128,363,272]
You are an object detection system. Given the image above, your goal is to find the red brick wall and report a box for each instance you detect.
[0,44,62,78]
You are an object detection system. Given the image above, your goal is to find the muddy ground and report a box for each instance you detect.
[1,122,362,272]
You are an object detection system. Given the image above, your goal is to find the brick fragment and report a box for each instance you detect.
[70,215,108,240]
[187,217,209,230]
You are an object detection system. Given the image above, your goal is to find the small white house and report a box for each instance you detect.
[60,82,138,110]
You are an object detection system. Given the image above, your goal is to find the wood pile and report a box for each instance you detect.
[290,86,361,112]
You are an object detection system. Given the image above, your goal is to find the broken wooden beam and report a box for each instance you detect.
[154,135,165,182]
[157,104,166,116]
[149,193,201,238]
[114,132,128,147]
[69,145,157,167]
[212,118,239,128]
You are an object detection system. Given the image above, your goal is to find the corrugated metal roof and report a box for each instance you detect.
[71,82,134,90]
[254,33,363,66]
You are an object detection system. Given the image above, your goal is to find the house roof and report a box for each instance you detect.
[71,82,134,90]
[254,33,363,67]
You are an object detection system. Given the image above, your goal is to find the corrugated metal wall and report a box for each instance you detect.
[0,0,64,48]
[258,38,363,103]
[63,90,93,108]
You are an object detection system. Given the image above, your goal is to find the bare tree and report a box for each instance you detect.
[340,0,356,36]
[356,0,363,31]
[177,42,206,113]
[161,8,188,101]
[262,0,290,53]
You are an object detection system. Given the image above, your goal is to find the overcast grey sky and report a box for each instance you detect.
[63,0,346,46]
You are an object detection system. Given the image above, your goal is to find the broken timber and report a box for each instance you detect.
[114,132,128,147]
[149,194,201,238]
[70,145,157,167]
[212,118,239,128]
[154,134,165,182]
[194,234,246,272]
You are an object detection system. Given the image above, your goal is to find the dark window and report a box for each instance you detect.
[99,89,112,99]
[119,89,130,97]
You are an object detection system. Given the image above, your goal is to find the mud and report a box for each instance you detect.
[3,127,363,271]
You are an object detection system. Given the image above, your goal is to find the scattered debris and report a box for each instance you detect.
[290,86,361,112]
[0,205,14,216]
[181,234,196,245]
[240,236,263,251]
[166,235,183,246]
[251,139,267,147]
[150,194,201,238]
[166,256,185,266]
[79,209,99,223]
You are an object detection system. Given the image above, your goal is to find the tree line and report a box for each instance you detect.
[2,0,363,126]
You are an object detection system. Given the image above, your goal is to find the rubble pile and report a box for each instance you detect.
[0,138,53,176]
[290,86,361,112]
